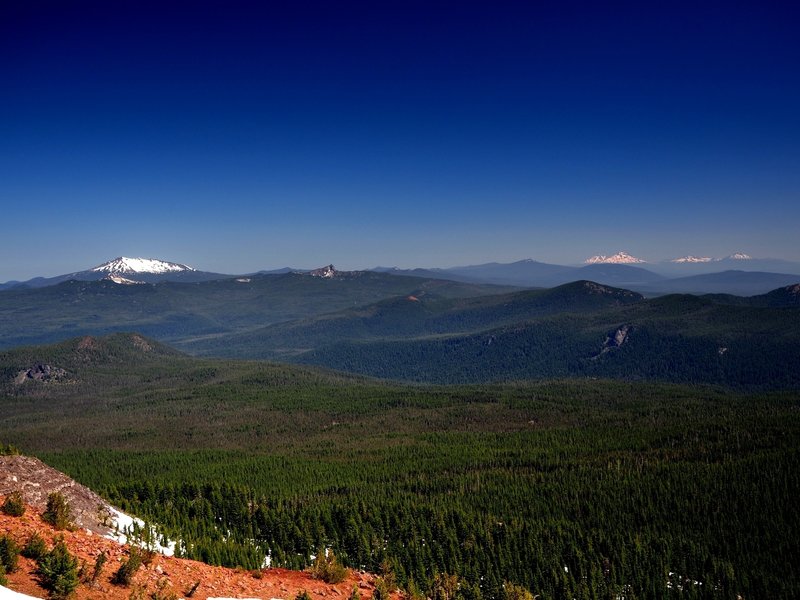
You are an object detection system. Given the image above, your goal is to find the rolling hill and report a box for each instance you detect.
[200,283,800,388]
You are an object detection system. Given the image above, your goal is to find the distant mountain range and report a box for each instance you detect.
[375,258,800,295]
[2,253,800,296]
[584,251,647,264]
[0,254,798,388]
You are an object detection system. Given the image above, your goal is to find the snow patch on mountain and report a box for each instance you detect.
[91,257,195,274]
[670,256,712,263]
[720,252,752,261]
[584,251,646,265]
[104,274,146,285]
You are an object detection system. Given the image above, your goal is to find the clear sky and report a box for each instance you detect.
[1,1,799,281]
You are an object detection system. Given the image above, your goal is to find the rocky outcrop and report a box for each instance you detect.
[13,364,69,385]
[0,455,113,535]
[593,324,632,358]
[309,265,338,278]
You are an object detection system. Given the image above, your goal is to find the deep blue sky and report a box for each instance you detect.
[2,1,799,280]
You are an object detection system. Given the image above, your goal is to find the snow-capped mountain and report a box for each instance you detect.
[91,257,196,274]
[719,252,752,261]
[0,257,227,289]
[670,256,712,263]
[584,252,647,265]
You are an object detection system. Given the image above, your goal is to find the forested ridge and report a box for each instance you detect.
[176,283,800,389]
[3,275,799,391]
[2,334,798,598]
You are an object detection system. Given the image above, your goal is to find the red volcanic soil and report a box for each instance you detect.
[1,496,382,600]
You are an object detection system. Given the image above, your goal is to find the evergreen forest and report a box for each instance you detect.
[1,333,798,598]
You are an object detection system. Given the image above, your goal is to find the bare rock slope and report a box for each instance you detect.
[0,455,114,536]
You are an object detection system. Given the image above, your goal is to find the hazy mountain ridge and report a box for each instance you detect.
[4,253,800,293]
[181,281,645,359]
[375,257,800,293]
[0,270,518,350]
[203,282,800,388]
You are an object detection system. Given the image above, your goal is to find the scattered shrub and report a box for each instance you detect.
[127,584,146,600]
[0,443,21,456]
[184,580,201,597]
[22,532,48,560]
[140,547,157,567]
[112,547,143,586]
[42,492,74,531]
[35,537,79,599]
[0,535,20,573]
[502,582,534,600]
[372,577,391,600]
[295,591,312,600]
[83,551,107,585]
[348,584,362,600]
[97,503,114,527]
[0,563,7,587]
[1,491,26,516]
[150,576,179,600]
[310,549,348,584]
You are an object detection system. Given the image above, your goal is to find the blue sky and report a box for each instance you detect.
[1,1,799,280]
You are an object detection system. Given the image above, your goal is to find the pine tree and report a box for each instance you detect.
[42,492,74,531]
[35,538,79,599]
[1,491,25,517]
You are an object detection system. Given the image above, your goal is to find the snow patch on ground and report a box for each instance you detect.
[0,585,43,600]
[105,507,176,556]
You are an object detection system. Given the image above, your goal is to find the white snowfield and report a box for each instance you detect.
[0,585,43,599]
[105,507,176,556]
[670,255,712,263]
[91,256,195,274]
[584,251,647,264]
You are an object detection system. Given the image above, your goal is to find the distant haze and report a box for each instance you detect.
[1,2,799,281]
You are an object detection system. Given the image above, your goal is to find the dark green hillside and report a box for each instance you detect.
[0,271,516,350]
[0,335,798,598]
[183,281,644,358]
[291,292,800,388]
[759,282,800,306]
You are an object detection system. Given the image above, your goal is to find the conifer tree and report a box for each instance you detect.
[35,538,79,599]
